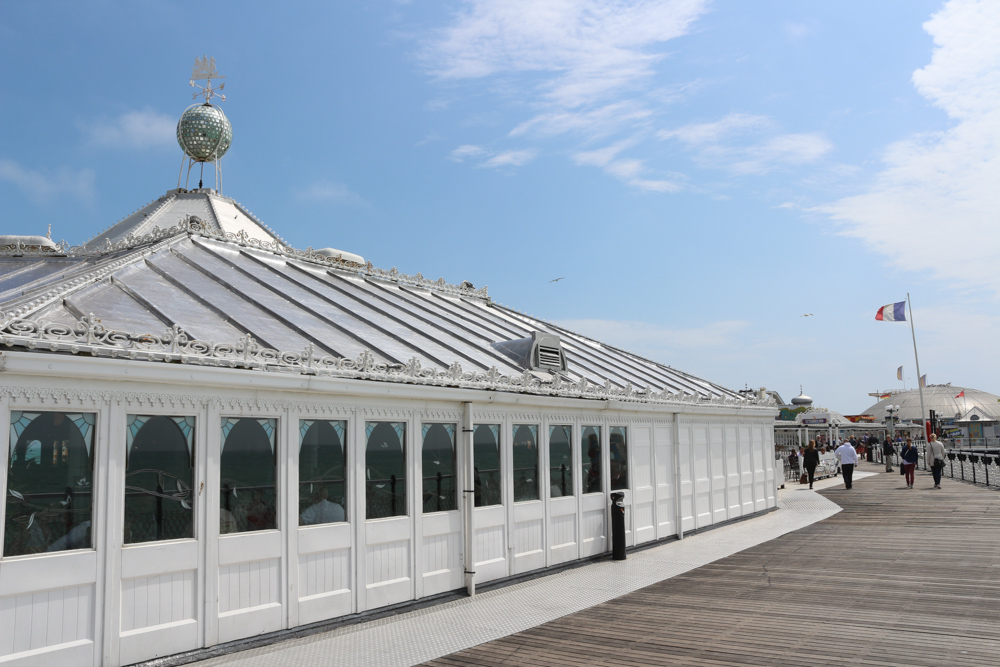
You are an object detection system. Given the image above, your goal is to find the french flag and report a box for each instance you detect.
[875,301,906,322]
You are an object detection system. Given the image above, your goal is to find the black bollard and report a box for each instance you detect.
[610,492,626,561]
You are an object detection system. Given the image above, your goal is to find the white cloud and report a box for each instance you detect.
[573,138,682,192]
[423,0,709,108]
[422,0,709,189]
[0,158,95,204]
[658,112,771,144]
[84,109,176,149]
[480,149,538,168]
[448,144,488,162]
[821,0,1000,294]
[294,181,365,205]
[716,133,833,175]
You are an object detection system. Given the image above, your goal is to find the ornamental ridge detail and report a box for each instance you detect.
[0,314,777,411]
[0,215,490,301]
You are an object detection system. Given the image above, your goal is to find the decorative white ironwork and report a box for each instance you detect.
[0,314,775,410]
[190,55,225,103]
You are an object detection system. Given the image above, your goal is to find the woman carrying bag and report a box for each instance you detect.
[900,439,919,488]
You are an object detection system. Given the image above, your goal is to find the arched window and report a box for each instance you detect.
[220,418,276,534]
[549,425,573,498]
[512,424,538,502]
[422,423,456,513]
[581,426,602,494]
[473,424,501,507]
[299,420,347,526]
[5,411,95,556]
[366,422,406,519]
[124,415,195,544]
[610,426,628,491]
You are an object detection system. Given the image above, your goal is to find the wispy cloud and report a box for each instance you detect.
[706,133,833,175]
[0,158,95,204]
[573,138,682,192]
[481,149,537,168]
[448,144,537,168]
[83,109,176,149]
[423,0,709,108]
[422,0,710,187]
[821,0,1000,294]
[294,180,365,205]
[658,112,771,144]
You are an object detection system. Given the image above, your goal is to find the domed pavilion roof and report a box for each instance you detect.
[863,385,1000,422]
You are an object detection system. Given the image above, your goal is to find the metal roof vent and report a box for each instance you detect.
[492,331,568,372]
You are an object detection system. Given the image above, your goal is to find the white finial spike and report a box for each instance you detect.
[47,224,51,239]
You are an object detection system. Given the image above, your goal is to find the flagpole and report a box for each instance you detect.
[907,293,928,440]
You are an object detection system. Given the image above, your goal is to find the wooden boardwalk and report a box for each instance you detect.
[423,465,1000,667]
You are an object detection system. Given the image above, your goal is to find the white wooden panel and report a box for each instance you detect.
[710,426,727,523]
[365,540,410,586]
[725,425,742,516]
[217,558,279,614]
[739,426,754,514]
[0,552,97,598]
[0,584,94,659]
[763,426,777,506]
[752,426,767,511]
[118,619,197,666]
[548,494,578,565]
[653,425,674,538]
[579,505,606,557]
[511,499,544,574]
[121,540,198,579]
[298,549,350,599]
[218,530,281,566]
[0,638,93,667]
[120,571,195,632]
[420,507,463,596]
[217,603,281,644]
[678,426,694,532]
[473,505,507,584]
[297,521,351,556]
[693,425,712,527]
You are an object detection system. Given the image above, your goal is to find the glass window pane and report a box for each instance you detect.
[512,424,539,502]
[124,415,195,544]
[473,424,501,507]
[549,425,573,498]
[581,426,602,494]
[220,418,277,533]
[299,420,347,526]
[5,411,96,556]
[366,422,406,519]
[422,423,456,513]
[610,426,628,490]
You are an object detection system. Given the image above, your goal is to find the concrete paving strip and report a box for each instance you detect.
[188,472,872,667]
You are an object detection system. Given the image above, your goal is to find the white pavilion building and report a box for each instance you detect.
[0,67,778,667]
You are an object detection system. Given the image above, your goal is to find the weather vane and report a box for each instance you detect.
[190,55,225,104]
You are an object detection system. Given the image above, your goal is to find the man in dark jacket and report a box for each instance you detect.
[882,436,895,472]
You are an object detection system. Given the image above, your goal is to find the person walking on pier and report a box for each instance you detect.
[927,433,946,489]
[803,441,820,489]
[900,440,918,488]
[882,436,895,473]
[835,438,859,489]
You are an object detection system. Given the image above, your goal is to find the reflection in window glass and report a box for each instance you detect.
[512,424,539,502]
[610,426,628,490]
[125,415,195,544]
[473,424,501,507]
[220,418,277,534]
[5,411,96,556]
[299,420,347,526]
[549,425,573,498]
[581,426,602,494]
[422,424,456,513]
[366,422,406,519]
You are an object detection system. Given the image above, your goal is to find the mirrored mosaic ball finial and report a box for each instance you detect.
[176,104,232,162]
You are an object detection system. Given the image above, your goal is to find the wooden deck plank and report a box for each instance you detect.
[423,465,1000,666]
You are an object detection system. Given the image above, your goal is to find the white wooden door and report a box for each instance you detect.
[546,424,577,566]
[630,426,655,545]
[471,424,507,584]
[653,424,675,539]
[578,424,607,557]
[417,423,462,598]
[359,420,412,611]
[510,423,544,575]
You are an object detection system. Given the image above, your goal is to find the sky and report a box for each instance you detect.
[1,0,997,414]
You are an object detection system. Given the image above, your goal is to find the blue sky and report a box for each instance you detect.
[2,0,997,413]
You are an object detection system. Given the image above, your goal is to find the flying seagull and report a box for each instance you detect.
[549,277,566,283]
[801,313,814,317]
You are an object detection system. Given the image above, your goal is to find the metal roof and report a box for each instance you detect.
[0,190,768,408]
